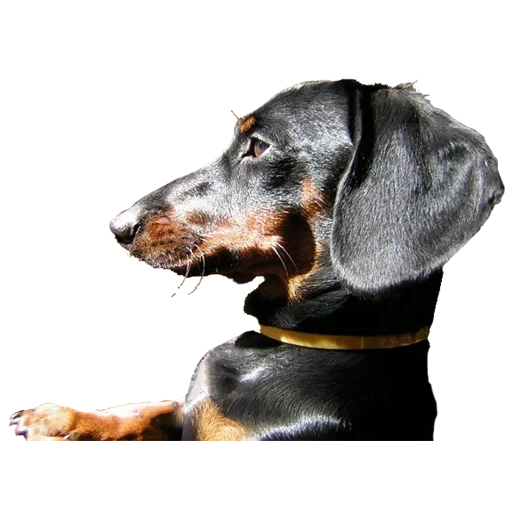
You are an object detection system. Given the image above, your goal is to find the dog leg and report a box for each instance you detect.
[9,400,183,440]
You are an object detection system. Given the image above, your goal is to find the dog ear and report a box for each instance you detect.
[331,84,504,297]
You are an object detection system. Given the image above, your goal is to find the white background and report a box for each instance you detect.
[0,72,512,447]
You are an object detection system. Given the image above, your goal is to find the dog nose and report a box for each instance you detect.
[110,207,141,245]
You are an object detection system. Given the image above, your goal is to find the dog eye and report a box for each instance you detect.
[250,138,269,158]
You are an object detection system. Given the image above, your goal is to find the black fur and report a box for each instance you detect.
[110,79,503,440]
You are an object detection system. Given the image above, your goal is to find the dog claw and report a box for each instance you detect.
[16,427,28,438]
[15,425,28,436]
[9,410,24,426]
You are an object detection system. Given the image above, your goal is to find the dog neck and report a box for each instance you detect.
[245,270,443,337]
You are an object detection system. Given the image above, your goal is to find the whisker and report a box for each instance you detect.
[272,246,289,279]
[189,245,206,295]
[275,242,299,274]
[184,250,193,280]
[176,254,191,292]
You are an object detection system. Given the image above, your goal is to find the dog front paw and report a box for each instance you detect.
[10,403,80,441]
[10,400,183,440]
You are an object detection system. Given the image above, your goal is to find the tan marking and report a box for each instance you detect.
[301,176,326,222]
[195,398,249,441]
[12,401,182,441]
[199,210,287,261]
[133,203,322,305]
[131,211,197,265]
[198,208,320,302]
[285,178,326,300]
[97,400,182,440]
[286,248,321,301]
[239,115,255,134]
[185,211,208,225]
[131,207,289,275]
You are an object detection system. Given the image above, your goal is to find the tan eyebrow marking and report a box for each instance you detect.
[239,115,255,134]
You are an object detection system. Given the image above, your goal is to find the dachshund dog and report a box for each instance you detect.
[10,80,504,440]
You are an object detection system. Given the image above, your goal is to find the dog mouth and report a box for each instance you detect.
[135,248,274,282]
[113,207,309,293]
[119,231,286,286]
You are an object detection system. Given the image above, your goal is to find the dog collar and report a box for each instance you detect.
[259,325,429,350]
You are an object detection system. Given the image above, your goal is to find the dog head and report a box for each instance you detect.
[110,80,503,324]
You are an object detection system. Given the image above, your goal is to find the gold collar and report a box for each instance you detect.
[259,325,429,350]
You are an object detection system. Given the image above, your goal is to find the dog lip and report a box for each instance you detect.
[112,237,133,251]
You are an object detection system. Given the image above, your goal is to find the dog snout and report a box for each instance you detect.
[110,206,142,245]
